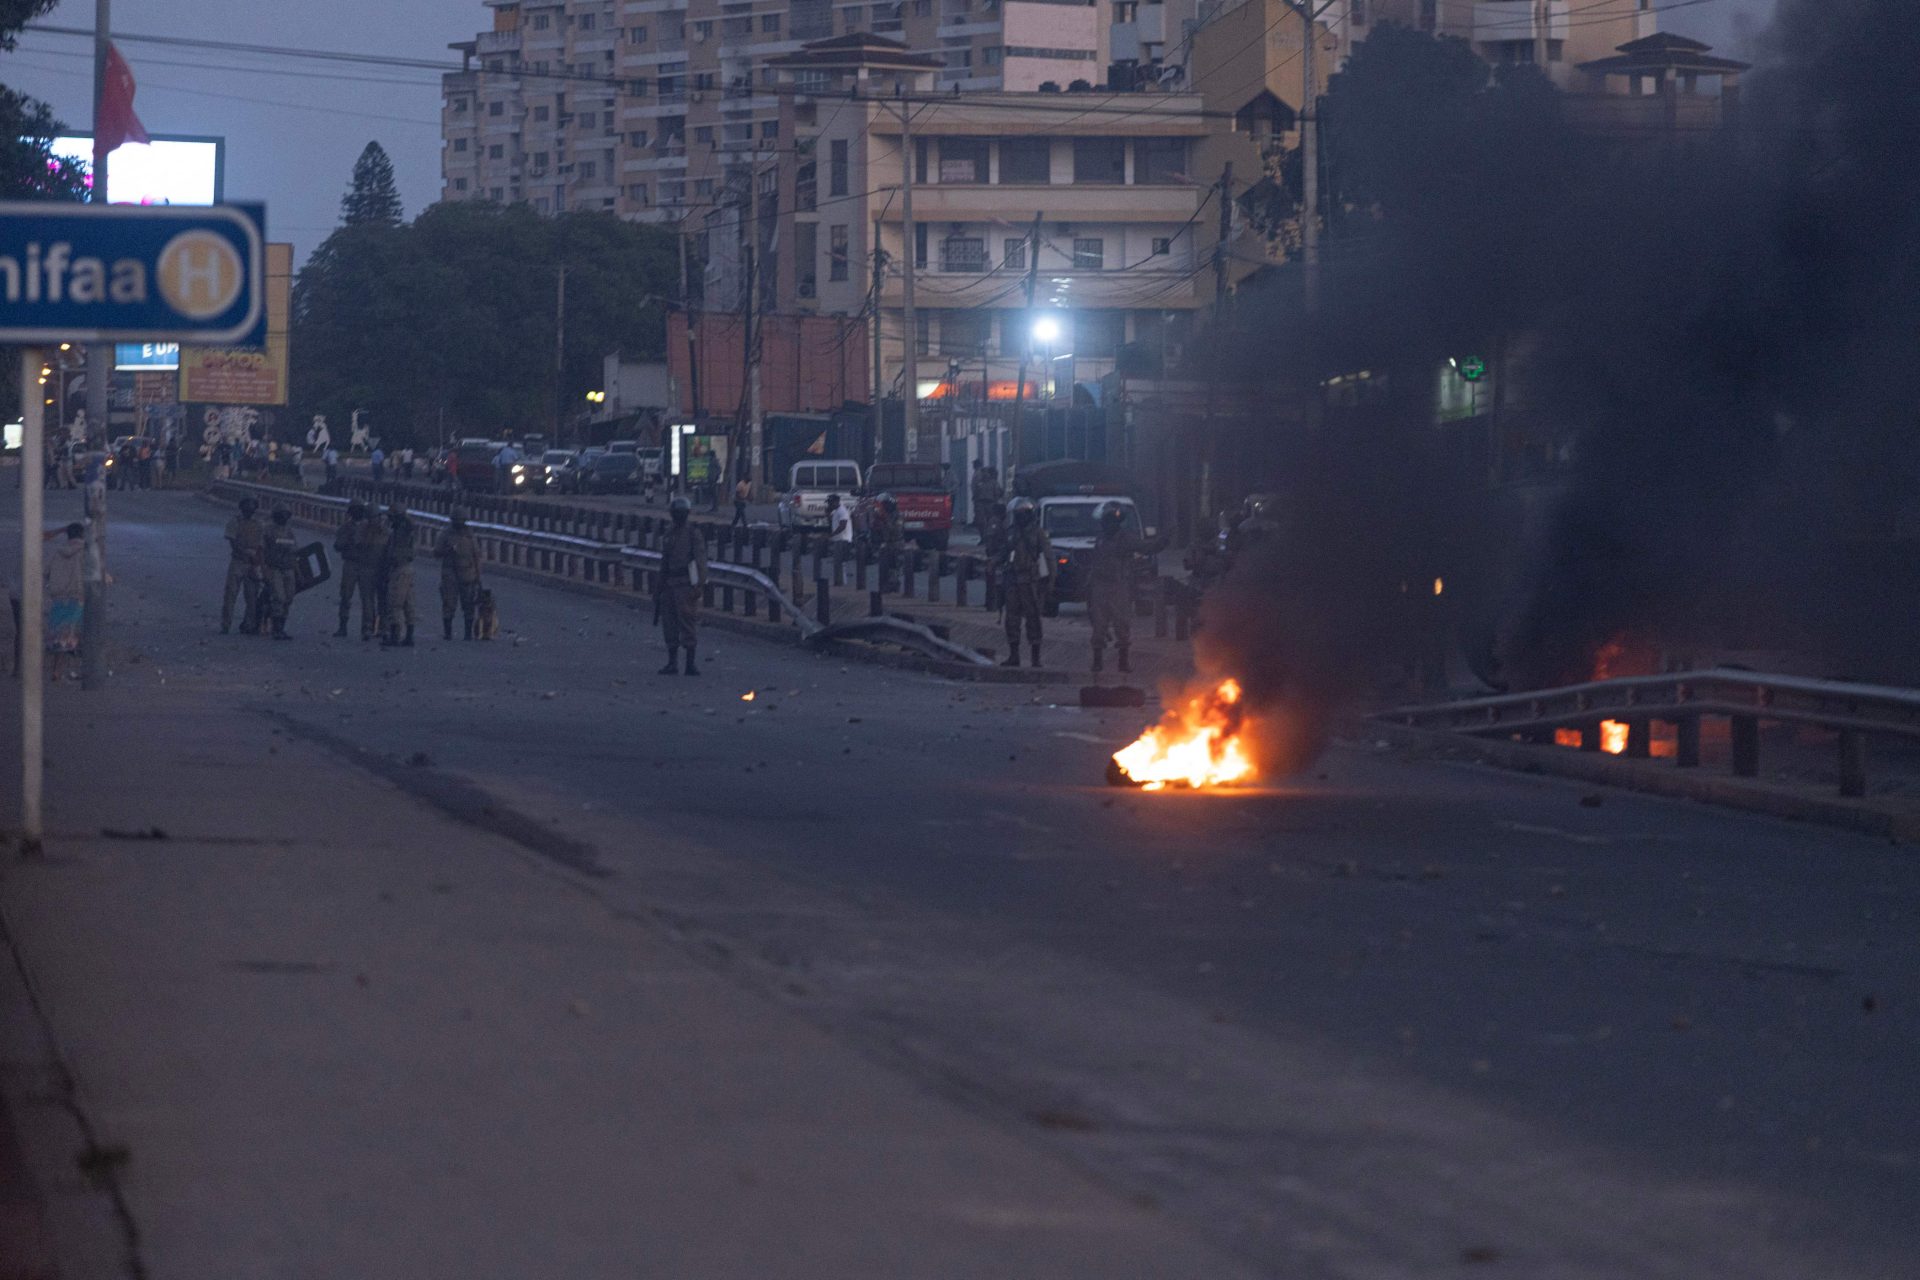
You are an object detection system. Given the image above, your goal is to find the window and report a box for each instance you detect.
[695,19,713,38]
[579,160,596,179]
[628,130,649,147]
[1151,236,1171,256]
[723,16,752,36]
[533,104,550,121]
[940,310,990,355]
[913,0,931,12]
[488,143,505,159]
[695,178,714,196]
[914,223,928,269]
[490,187,504,199]
[983,46,1002,65]
[535,197,550,212]
[1135,137,1185,184]
[762,12,781,29]
[693,71,716,90]
[842,5,862,30]
[579,12,595,29]
[938,137,988,183]
[452,96,469,112]
[1004,238,1027,269]
[1078,311,1124,357]
[533,14,550,29]
[941,235,986,272]
[626,183,648,202]
[1073,138,1125,184]
[1072,237,1104,269]
[453,177,469,191]
[915,311,930,354]
[829,139,849,196]
[1114,0,1137,19]
[489,100,505,117]
[629,24,647,42]
[695,126,714,144]
[999,137,1050,183]
[761,120,779,138]
[829,225,850,281]
[453,137,469,152]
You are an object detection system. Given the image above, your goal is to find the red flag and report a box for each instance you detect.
[95,43,150,163]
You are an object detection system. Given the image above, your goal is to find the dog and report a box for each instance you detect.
[474,588,499,640]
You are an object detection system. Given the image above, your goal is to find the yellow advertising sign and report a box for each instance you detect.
[180,241,291,405]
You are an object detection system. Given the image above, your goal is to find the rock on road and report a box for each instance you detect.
[2,486,1917,1279]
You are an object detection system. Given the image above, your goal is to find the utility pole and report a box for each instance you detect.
[897,101,920,461]
[736,170,756,490]
[1534,0,1549,73]
[869,218,885,469]
[18,350,46,854]
[554,263,567,441]
[82,0,109,691]
[680,217,702,427]
[747,160,764,493]
[1007,211,1041,481]
[1285,0,1336,312]
[1213,163,1233,321]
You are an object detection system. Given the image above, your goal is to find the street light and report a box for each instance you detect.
[585,390,607,404]
[1031,315,1062,345]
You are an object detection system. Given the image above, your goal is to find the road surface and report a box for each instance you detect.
[3,486,1916,1279]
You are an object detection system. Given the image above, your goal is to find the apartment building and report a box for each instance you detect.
[442,0,1118,223]
[766,36,1214,451]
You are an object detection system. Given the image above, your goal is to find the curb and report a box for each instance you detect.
[1352,718,1920,843]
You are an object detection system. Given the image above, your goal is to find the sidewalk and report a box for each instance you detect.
[0,686,1250,1278]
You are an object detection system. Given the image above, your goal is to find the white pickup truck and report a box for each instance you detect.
[786,459,864,529]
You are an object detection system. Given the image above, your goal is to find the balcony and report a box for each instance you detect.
[883,268,1204,310]
[884,184,1204,224]
[939,245,990,273]
[1472,0,1568,44]
[477,30,520,55]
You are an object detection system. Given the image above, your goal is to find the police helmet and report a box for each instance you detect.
[1097,500,1126,528]
[669,495,692,514]
[878,492,897,510]
[1008,496,1037,523]
[238,497,259,515]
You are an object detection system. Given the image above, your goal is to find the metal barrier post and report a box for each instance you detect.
[1626,720,1650,759]
[1675,716,1701,768]
[1838,730,1867,798]
[1730,715,1760,777]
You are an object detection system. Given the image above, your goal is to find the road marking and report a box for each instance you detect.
[1496,821,1613,846]
[1052,731,1109,745]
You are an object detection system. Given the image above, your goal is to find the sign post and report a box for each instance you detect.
[3,199,263,854]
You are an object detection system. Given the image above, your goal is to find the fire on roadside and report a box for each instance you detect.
[1108,678,1259,791]
[741,691,756,702]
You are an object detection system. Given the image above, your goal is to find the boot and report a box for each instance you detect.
[380,631,396,648]
[463,614,474,641]
[402,625,415,648]
[1001,647,1021,668]
[443,617,454,641]
[1030,643,1043,669]
[1091,647,1104,673]
[658,648,680,675]
[272,618,290,641]
[683,646,700,676]
[1117,645,1132,675]
[334,617,348,638]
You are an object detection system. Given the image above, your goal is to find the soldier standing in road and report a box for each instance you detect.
[436,513,483,641]
[1086,501,1167,675]
[970,464,1001,537]
[333,503,370,638]
[358,502,391,642]
[656,495,707,676]
[262,506,299,641]
[381,503,417,648]
[999,496,1052,668]
[980,500,1009,611]
[221,496,266,634]
[871,493,904,593]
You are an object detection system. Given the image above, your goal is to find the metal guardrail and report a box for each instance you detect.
[1378,668,1920,798]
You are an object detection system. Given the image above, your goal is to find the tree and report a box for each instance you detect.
[340,141,403,227]
[0,0,90,200]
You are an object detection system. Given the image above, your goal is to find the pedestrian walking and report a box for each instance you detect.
[655,495,707,675]
[1085,501,1166,674]
[221,497,266,634]
[262,506,298,641]
[45,523,86,681]
[380,503,417,648]
[369,445,386,484]
[436,513,483,640]
[731,476,750,529]
[399,447,416,481]
[871,493,903,593]
[998,496,1052,668]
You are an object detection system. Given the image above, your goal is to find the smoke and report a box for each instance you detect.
[1186,1,1920,773]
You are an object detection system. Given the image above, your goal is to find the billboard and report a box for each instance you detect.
[179,242,291,405]
[49,134,224,206]
[116,342,180,370]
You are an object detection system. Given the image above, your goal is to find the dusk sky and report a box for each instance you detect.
[4,0,1776,269]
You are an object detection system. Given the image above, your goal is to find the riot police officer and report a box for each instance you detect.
[999,496,1052,668]
[221,496,266,634]
[436,513,483,640]
[262,506,299,640]
[381,503,417,648]
[657,495,707,675]
[1086,501,1166,674]
[334,502,371,638]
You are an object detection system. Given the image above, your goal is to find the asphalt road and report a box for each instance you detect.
[12,487,1920,1278]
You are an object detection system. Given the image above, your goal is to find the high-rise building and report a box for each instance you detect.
[441,0,1122,223]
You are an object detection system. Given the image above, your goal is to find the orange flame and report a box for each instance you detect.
[1599,719,1628,754]
[1110,678,1259,791]
[741,691,756,702]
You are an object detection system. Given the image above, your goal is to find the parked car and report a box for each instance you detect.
[856,462,954,550]
[450,441,506,493]
[606,439,639,454]
[786,459,863,530]
[583,451,641,495]
[536,449,580,492]
[573,447,608,490]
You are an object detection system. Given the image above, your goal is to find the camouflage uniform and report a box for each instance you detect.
[263,518,299,638]
[382,513,417,646]
[1087,523,1164,672]
[658,520,708,670]
[221,511,266,633]
[436,528,482,639]
[334,514,368,636]
[358,516,391,640]
[1000,520,1053,666]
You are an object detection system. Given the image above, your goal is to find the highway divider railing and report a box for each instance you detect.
[317,477,1202,641]
[1378,668,1920,798]
[206,479,1007,667]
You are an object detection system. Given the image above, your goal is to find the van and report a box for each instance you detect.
[787,459,863,529]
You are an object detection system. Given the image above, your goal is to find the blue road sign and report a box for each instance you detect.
[0,201,264,346]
